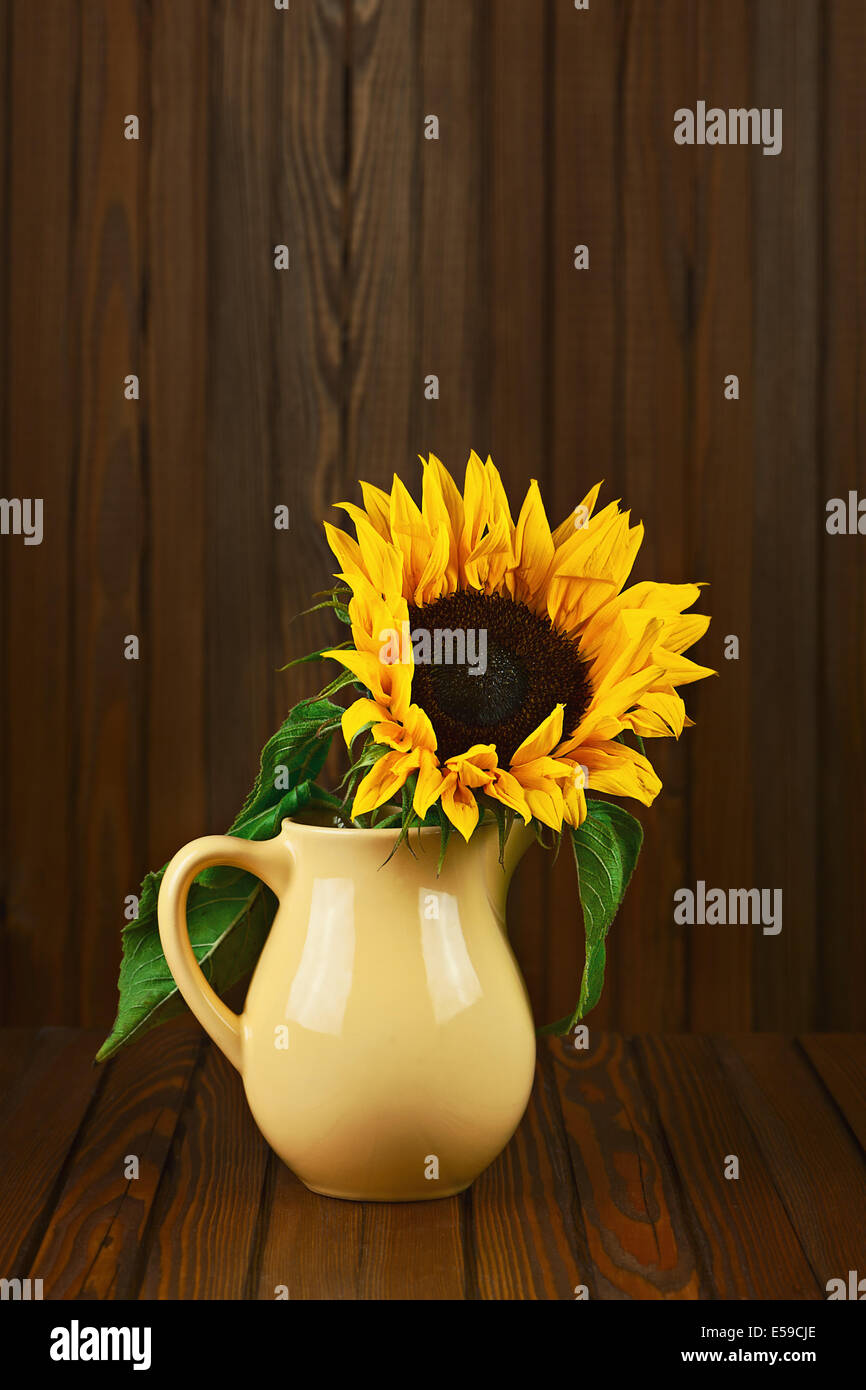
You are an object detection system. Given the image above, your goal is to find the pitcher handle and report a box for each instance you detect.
[158,832,289,1072]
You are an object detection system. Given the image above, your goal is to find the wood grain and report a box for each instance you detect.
[206,0,286,830]
[355,1196,465,1299]
[145,0,209,868]
[0,1028,105,1274]
[818,0,866,1029]
[686,0,755,1030]
[0,1027,37,1100]
[3,0,80,1023]
[714,1034,866,1285]
[471,1051,594,1300]
[137,1041,268,1298]
[253,1156,364,1300]
[416,0,486,470]
[28,1019,202,1299]
[551,1032,701,1299]
[750,0,821,1030]
[1,1031,864,1299]
[273,0,347,723]
[347,0,417,485]
[637,1035,820,1298]
[73,0,148,1026]
[603,1,697,1032]
[799,1034,866,1153]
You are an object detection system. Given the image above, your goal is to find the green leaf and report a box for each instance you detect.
[294,597,350,626]
[538,800,643,1037]
[311,668,357,701]
[277,641,350,672]
[94,865,276,1064]
[481,798,507,866]
[435,811,452,876]
[96,697,344,1062]
[228,696,343,835]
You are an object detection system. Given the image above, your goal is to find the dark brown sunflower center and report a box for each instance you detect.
[405,590,591,765]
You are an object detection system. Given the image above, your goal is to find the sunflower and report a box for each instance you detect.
[324,454,713,841]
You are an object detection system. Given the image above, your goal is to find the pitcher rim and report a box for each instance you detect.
[280,813,499,839]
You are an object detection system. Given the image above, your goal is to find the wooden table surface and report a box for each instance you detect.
[1,1026,864,1300]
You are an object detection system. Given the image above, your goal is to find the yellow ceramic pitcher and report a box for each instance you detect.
[158,816,536,1201]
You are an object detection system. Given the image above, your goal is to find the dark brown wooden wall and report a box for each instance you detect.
[1,0,864,1032]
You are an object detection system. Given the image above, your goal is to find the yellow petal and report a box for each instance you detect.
[584,663,667,730]
[389,474,431,598]
[562,774,588,828]
[487,769,531,822]
[323,648,386,699]
[510,704,565,766]
[401,703,438,753]
[511,479,555,608]
[342,697,384,747]
[651,649,717,686]
[421,460,460,593]
[510,754,571,788]
[658,612,711,655]
[413,521,451,607]
[323,646,412,719]
[359,481,393,538]
[445,745,497,790]
[324,521,369,586]
[478,460,516,591]
[351,750,418,817]
[440,773,480,841]
[615,580,705,615]
[459,452,491,585]
[580,740,662,806]
[413,751,446,820]
[588,609,665,692]
[521,783,565,831]
[623,691,687,739]
[464,509,512,591]
[426,454,465,546]
[336,502,404,598]
[551,481,604,546]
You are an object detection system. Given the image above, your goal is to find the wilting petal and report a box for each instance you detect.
[414,750,447,820]
[521,783,565,831]
[446,744,497,790]
[440,773,480,841]
[487,768,532,822]
[580,739,662,806]
[352,750,418,817]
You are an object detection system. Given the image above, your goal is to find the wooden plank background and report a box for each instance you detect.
[0,0,863,1033]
